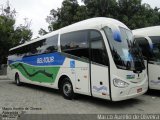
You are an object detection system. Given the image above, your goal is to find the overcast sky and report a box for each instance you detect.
[0,0,159,38]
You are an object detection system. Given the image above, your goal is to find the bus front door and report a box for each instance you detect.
[90,30,110,100]
[90,63,110,99]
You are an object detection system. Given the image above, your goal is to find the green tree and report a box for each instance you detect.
[39,28,48,36]
[0,2,32,64]
[82,0,117,17]
[14,24,32,44]
[42,0,160,33]
[43,0,85,32]
[0,15,14,64]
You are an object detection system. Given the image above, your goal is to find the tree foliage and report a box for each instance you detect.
[41,0,160,33]
[116,0,160,29]
[38,28,48,36]
[39,0,87,34]
[0,2,32,64]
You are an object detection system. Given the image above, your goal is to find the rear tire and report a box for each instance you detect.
[61,78,74,100]
[15,74,21,86]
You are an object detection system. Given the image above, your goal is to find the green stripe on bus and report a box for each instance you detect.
[10,62,60,83]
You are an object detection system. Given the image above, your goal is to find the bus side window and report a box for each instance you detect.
[43,35,58,53]
[90,30,109,66]
[35,40,46,55]
[134,37,151,60]
[60,31,89,60]
[149,36,160,62]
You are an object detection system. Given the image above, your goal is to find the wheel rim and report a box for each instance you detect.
[63,82,72,96]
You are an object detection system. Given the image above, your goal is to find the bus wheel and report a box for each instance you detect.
[15,74,21,86]
[61,78,74,100]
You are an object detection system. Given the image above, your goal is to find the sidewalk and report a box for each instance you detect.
[0,75,8,80]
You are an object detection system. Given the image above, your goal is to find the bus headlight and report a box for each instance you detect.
[113,78,129,88]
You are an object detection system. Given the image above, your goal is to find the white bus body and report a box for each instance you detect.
[7,17,148,101]
[133,26,160,90]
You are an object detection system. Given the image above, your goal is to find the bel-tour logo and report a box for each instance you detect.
[37,56,54,64]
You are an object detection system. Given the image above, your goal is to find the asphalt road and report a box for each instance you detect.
[0,79,160,119]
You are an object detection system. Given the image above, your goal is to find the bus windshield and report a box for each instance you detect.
[149,36,160,62]
[104,26,145,71]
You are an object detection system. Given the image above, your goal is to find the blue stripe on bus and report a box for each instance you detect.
[8,52,65,66]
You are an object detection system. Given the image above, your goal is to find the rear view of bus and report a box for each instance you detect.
[133,26,160,90]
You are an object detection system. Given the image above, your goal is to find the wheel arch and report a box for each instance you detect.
[58,75,72,90]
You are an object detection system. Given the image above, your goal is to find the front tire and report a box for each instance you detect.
[15,74,21,86]
[61,78,74,100]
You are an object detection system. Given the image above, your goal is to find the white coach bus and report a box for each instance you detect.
[133,26,160,90]
[7,17,148,101]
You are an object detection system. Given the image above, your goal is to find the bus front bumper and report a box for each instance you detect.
[111,81,148,101]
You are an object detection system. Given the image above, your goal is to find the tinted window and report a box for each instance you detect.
[45,35,58,53]
[90,30,108,66]
[9,35,58,57]
[135,37,152,60]
[12,45,31,57]
[149,36,160,62]
[31,40,45,55]
[61,31,89,59]
[104,27,145,71]
[32,35,58,55]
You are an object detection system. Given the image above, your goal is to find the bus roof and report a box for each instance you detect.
[10,17,129,51]
[133,26,160,37]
